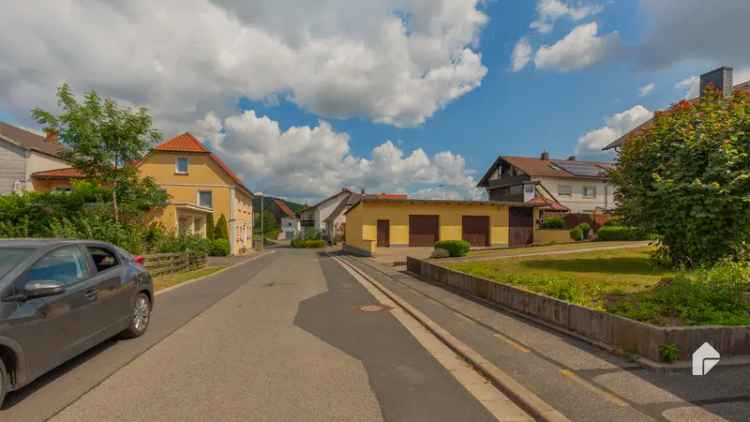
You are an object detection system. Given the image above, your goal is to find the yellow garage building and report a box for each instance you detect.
[343,197,540,256]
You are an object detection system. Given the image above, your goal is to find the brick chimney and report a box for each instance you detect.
[540,151,549,160]
[700,66,733,98]
[44,129,59,143]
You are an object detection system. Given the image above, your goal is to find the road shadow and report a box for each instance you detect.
[2,337,119,410]
[293,254,496,422]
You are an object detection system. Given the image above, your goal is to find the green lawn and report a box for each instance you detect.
[446,247,750,326]
[154,266,227,291]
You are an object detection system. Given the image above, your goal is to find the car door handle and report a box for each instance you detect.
[85,288,98,301]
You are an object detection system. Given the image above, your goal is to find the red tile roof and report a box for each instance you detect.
[32,167,84,179]
[154,132,210,153]
[273,199,296,218]
[0,122,66,157]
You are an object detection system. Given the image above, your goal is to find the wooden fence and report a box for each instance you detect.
[143,252,207,277]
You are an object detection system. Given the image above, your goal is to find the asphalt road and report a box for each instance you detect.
[2,249,497,421]
[344,255,750,422]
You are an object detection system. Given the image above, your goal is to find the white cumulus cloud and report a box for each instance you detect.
[534,22,620,72]
[639,83,656,97]
[0,0,489,131]
[529,0,602,34]
[192,111,481,202]
[511,37,533,72]
[575,105,653,159]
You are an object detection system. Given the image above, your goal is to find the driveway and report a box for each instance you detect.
[4,249,509,421]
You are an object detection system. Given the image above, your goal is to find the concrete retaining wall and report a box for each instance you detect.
[407,256,750,363]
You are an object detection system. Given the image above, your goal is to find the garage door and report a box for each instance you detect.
[509,207,534,246]
[409,215,439,246]
[462,216,489,247]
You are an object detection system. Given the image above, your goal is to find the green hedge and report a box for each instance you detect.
[569,227,584,241]
[597,226,642,241]
[291,239,326,248]
[434,240,470,257]
[209,239,230,256]
[540,216,565,229]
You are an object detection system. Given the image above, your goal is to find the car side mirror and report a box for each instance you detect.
[24,281,66,299]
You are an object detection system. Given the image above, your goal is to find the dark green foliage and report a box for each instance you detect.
[658,343,681,363]
[540,217,565,229]
[597,226,643,241]
[303,228,323,240]
[434,240,471,257]
[609,88,750,267]
[576,223,592,237]
[214,214,228,240]
[602,217,625,227]
[291,239,325,248]
[606,261,750,326]
[569,227,584,241]
[206,214,215,241]
[210,239,230,256]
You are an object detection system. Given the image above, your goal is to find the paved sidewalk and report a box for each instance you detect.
[345,256,750,422]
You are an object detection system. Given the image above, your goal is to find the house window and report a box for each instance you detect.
[583,186,597,198]
[558,185,572,197]
[198,191,213,208]
[176,157,189,174]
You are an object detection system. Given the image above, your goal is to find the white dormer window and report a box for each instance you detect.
[176,157,188,174]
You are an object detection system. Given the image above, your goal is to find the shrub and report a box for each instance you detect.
[434,240,470,257]
[602,217,625,227]
[213,214,228,240]
[569,227,584,241]
[540,217,565,229]
[210,239,230,256]
[597,226,642,241]
[303,228,322,240]
[658,343,681,363]
[291,239,325,248]
[576,223,591,236]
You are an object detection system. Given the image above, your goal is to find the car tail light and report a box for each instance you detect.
[134,255,145,267]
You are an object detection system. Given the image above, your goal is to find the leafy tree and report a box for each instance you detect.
[609,87,750,267]
[32,83,161,222]
[254,210,279,237]
[214,214,229,240]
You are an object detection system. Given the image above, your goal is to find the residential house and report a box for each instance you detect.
[344,197,540,256]
[32,132,254,255]
[274,198,301,240]
[604,66,750,151]
[477,152,615,214]
[0,122,71,194]
[298,189,408,242]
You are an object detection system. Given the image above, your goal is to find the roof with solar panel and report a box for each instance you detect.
[477,152,613,187]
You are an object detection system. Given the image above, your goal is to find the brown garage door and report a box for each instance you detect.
[409,215,439,246]
[377,220,390,247]
[462,216,489,247]
[509,207,534,246]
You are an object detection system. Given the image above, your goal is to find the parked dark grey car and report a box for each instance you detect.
[0,239,153,405]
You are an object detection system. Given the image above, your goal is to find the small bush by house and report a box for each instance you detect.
[210,239,230,256]
[540,216,565,229]
[292,239,325,248]
[434,240,470,257]
[569,226,584,241]
[597,226,642,241]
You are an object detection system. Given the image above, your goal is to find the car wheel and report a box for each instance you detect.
[120,292,151,339]
[0,358,7,408]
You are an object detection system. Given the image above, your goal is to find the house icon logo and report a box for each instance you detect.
[692,342,720,376]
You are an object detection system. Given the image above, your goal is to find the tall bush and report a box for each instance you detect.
[609,87,750,267]
[214,214,228,240]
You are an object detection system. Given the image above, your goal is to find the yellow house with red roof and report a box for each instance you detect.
[32,133,254,255]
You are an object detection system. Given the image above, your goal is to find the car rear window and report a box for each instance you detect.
[0,248,34,279]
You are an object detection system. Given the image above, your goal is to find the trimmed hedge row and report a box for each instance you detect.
[434,240,470,257]
[597,226,643,241]
[291,239,326,248]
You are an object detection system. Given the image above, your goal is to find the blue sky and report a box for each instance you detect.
[2,1,748,201]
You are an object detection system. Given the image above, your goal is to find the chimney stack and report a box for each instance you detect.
[540,151,550,161]
[44,129,59,143]
[700,66,733,98]
[567,155,576,161]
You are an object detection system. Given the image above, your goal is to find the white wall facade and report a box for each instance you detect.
[534,177,616,213]
[25,151,70,191]
[0,139,26,194]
